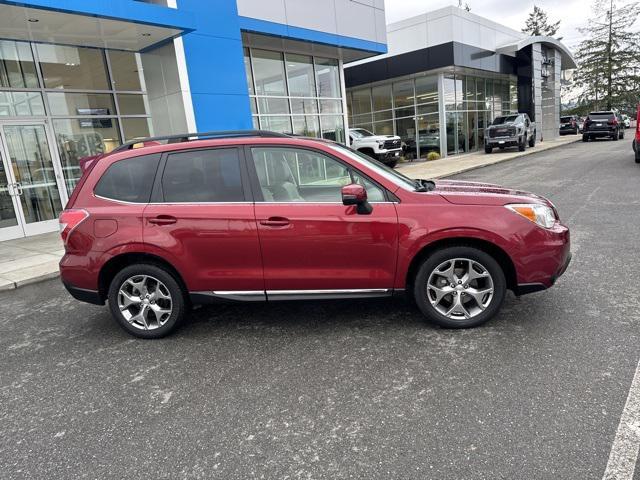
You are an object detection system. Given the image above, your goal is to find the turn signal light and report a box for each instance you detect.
[59,209,89,244]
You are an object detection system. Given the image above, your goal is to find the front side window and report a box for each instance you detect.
[94,154,160,203]
[251,147,384,203]
[161,148,244,203]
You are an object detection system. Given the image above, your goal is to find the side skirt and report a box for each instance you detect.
[190,289,394,304]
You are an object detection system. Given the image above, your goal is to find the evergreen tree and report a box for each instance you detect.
[522,5,561,37]
[573,0,640,111]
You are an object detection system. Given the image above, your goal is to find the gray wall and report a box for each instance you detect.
[140,42,189,136]
[236,0,386,45]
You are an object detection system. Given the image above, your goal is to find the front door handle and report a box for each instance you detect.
[148,215,177,225]
[260,216,290,227]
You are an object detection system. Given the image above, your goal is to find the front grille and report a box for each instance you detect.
[489,127,516,138]
[383,139,401,149]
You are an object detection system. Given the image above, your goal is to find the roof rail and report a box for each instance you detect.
[111,130,290,153]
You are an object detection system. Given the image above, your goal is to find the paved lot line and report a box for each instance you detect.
[603,358,640,480]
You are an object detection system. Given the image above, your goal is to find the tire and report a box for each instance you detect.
[108,263,186,339]
[620,130,625,140]
[582,134,589,142]
[385,159,398,168]
[613,131,619,141]
[485,145,492,154]
[413,246,507,329]
[528,133,536,147]
[358,148,376,159]
[518,137,526,152]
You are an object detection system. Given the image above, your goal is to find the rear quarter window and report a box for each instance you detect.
[94,153,161,203]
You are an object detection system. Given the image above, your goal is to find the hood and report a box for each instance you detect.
[362,134,400,141]
[432,179,550,206]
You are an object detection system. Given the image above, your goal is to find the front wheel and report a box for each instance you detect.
[413,246,507,328]
[108,264,186,338]
[385,159,398,168]
[582,134,589,142]
[518,137,526,151]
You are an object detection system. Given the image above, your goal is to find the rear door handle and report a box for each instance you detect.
[148,215,177,225]
[260,216,290,227]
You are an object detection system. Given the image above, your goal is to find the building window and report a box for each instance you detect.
[0,40,39,88]
[36,44,110,90]
[244,47,345,143]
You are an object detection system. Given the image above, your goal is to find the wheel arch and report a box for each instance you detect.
[98,252,189,302]
[405,237,518,294]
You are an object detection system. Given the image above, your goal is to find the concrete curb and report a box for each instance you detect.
[432,137,582,179]
[1,137,582,294]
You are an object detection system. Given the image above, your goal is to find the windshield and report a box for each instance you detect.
[328,144,419,191]
[492,115,519,125]
[350,128,374,139]
[560,116,572,122]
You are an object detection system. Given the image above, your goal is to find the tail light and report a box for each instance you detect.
[59,209,89,244]
[608,117,618,126]
[585,116,592,125]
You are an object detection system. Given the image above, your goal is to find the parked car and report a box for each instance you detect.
[559,115,579,135]
[348,128,402,167]
[485,113,536,153]
[59,130,571,338]
[577,117,585,133]
[633,104,640,164]
[622,114,631,129]
[583,111,624,141]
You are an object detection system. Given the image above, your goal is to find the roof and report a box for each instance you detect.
[496,36,577,70]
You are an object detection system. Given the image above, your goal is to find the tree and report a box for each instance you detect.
[573,0,640,111]
[522,5,561,37]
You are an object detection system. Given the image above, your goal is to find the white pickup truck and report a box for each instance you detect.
[485,113,536,153]
[348,128,402,168]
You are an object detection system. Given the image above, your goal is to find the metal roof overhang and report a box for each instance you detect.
[496,35,577,70]
[0,0,194,51]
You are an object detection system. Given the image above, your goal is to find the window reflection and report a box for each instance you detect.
[37,44,109,90]
[0,40,38,88]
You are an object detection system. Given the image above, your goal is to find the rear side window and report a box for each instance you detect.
[161,148,244,203]
[94,153,160,203]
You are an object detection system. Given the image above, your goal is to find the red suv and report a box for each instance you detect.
[59,131,571,338]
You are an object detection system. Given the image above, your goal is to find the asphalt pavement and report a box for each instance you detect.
[1,136,639,479]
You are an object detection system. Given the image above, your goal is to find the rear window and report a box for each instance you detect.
[589,112,614,120]
[94,153,160,203]
[560,116,572,122]
[161,148,244,203]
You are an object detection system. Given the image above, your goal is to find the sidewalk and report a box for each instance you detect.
[0,134,581,291]
[397,134,581,179]
[0,232,63,291]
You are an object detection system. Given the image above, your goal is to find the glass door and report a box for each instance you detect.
[0,122,66,239]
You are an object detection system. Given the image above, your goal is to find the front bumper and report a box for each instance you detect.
[486,137,519,147]
[377,149,402,160]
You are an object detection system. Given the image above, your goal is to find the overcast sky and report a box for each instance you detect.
[383,0,594,49]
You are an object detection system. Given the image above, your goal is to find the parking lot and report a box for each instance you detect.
[1,138,639,479]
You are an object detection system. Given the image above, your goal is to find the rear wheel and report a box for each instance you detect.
[108,264,186,339]
[612,131,619,141]
[413,246,507,328]
[485,145,492,154]
[528,133,536,147]
[582,134,589,142]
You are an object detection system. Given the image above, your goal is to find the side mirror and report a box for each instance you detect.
[342,184,372,215]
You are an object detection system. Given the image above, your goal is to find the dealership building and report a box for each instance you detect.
[344,6,576,159]
[0,1,575,242]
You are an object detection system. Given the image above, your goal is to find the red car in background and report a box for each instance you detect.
[59,131,571,338]
[633,104,640,164]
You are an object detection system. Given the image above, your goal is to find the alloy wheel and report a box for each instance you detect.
[117,275,173,330]
[426,258,494,320]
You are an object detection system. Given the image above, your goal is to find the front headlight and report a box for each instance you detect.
[378,141,385,148]
[506,203,556,229]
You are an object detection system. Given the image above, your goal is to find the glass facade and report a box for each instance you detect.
[347,71,517,158]
[0,40,152,191]
[244,47,346,144]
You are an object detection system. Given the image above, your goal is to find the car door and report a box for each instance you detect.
[247,145,399,297]
[143,146,264,298]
